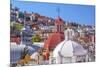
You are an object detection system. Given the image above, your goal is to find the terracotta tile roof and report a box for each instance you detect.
[44,32,64,50]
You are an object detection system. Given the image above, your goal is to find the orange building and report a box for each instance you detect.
[44,17,65,50]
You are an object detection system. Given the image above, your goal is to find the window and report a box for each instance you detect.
[25,17,30,21]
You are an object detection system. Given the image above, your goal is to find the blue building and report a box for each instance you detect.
[21,27,34,46]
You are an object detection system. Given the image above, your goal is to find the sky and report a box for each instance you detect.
[11,0,95,25]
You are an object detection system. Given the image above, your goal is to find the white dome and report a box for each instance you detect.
[53,40,87,57]
[53,41,65,57]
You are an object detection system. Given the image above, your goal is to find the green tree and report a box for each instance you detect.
[14,23,23,31]
[32,34,41,42]
[18,12,24,19]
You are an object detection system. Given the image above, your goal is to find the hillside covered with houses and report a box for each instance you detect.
[10,4,95,66]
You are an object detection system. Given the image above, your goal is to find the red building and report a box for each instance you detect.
[44,17,65,50]
[10,35,21,44]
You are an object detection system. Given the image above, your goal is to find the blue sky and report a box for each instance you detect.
[11,0,95,25]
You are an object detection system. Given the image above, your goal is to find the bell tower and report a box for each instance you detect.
[55,7,64,32]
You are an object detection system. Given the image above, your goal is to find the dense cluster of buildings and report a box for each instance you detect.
[10,5,55,45]
[10,5,95,65]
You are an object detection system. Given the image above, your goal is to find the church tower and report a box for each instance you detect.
[55,7,64,32]
[55,16,64,32]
